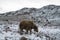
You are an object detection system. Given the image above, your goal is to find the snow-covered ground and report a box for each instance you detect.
[0,5,60,40]
[0,21,60,40]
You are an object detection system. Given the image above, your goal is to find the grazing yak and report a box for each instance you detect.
[19,20,38,34]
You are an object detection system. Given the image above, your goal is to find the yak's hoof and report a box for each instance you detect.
[20,32,23,35]
[25,32,28,34]
[17,31,23,35]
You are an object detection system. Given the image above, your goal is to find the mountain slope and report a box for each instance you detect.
[0,5,60,26]
[0,5,60,40]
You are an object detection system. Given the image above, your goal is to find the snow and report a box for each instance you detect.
[0,5,60,40]
[0,21,60,40]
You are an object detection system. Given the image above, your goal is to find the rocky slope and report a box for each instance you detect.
[0,5,60,26]
[0,5,60,40]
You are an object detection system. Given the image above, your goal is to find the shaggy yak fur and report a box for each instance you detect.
[19,20,38,34]
[20,37,27,40]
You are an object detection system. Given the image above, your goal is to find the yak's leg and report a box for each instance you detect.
[25,27,29,34]
[25,29,28,34]
[30,29,32,34]
[20,28,23,35]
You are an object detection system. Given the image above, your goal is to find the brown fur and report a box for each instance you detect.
[19,20,38,34]
[20,37,27,40]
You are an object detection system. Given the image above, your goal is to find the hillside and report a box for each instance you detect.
[0,5,60,40]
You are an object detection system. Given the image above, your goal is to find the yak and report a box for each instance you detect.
[19,20,38,34]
